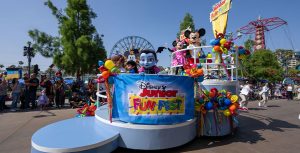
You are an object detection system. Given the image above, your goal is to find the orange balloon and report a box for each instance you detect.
[214,46,221,52]
[196,69,203,75]
[229,104,237,111]
[102,71,110,79]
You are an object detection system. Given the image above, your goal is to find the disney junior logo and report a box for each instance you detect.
[136,81,167,91]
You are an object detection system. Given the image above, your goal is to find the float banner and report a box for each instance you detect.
[210,0,232,37]
[5,68,21,80]
[112,74,194,125]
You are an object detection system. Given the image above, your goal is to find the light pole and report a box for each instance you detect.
[23,42,34,77]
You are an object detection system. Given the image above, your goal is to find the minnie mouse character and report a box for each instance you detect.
[168,40,185,75]
[138,49,160,74]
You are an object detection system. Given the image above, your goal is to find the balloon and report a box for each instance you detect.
[226,92,232,99]
[229,104,237,111]
[197,63,202,68]
[98,60,104,66]
[214,46,221,52]
[197,69,203,75]
[97,76,105,83]
[197,75,204,82]
[205,101,213,110]
[207,53,212,58]
[102,71,110,79]
[111,67,120,73]
[223,48,228,54]
[104,60,115,70]
[108,76,114,84]
[98,66,107,72]
[245,50,251,55]
[230,95,238,103]
[210,39,220,46]
[185,69,191,74]
[223,109,231,116]
[220,38,227,45]
[224,98,232,106]
[209,92,216,98]
[223,42,231,50]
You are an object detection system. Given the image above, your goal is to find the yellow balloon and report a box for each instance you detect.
[223,109,231,116]
[104,60,115,70]
[207,53,212,58]
[220,38,227,45]
[230,95,238,103]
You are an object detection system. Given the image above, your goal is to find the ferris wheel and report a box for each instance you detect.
[109,36,155,61]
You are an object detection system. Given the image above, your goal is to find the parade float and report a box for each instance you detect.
[31,0,243,153]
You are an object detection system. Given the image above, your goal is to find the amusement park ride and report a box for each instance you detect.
[239,16,287,50]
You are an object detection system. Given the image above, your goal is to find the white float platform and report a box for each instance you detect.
[31,105,197,153]
[31,117,119,153]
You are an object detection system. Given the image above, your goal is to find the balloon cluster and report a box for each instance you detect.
[195,88,239,116]
[76,104,97,117]
[237,46,251,60]
[97,60,120,83]
[209,33,233,55]
[183,63,204,82]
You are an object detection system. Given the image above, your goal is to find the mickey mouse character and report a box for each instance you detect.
[185,28,206,64]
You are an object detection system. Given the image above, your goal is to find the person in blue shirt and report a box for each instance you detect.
[126,60,138,73]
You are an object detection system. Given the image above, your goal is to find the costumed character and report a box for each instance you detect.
[138,49,160,74]
[168,40,185,75]
[127,49,137,62]
[185,28,206,64]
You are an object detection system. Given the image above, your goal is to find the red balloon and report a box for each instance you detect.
[223,42,231,50]
[209,92,216,98]
[98,66,108,72]
[245,50,251,55]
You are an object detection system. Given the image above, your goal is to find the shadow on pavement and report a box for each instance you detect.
[33,110,56,118]
[113,114,300,153]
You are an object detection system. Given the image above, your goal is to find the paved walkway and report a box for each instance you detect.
[0,99,299,153]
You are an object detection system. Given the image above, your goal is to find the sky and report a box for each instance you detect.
[0,0,299,71]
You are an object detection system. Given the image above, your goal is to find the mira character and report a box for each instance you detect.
[138,50,160,74]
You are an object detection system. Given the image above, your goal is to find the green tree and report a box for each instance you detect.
[243,49,284,82]
[244,36,255,52]
[29,0,106,75]
[177,13,195,37]
[287,69,300,77]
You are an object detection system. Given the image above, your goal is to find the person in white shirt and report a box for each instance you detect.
[239,82,253,111]
[286,84,293,100]
[297,86,300,100]
[258,83,269,107]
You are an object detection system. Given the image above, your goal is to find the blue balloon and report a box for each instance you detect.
[108,76,114,84]
[197,63,202,68]
[209,39,220,46]
[238,49,246,55]
[205,101,213,110]
[224,98,232,106]
[98,60,104,66]
[197,76,204,82]
[218,97,225,107]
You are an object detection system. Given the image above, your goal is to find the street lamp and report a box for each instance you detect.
[23,41,34,77]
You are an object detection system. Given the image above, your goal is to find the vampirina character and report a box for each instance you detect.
[138,49,160,74]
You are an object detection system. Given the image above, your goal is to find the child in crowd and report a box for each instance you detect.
[38,89,49,110]
[126,60,138,73]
